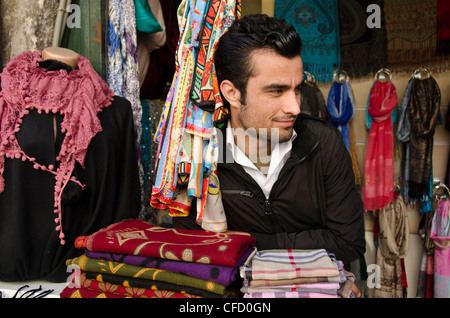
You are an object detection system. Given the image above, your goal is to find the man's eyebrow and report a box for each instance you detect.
[263,81,305,91]
[262,83,291,91]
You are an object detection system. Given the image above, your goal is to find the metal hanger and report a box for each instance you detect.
[303,71,316,84]
[333,69,349,83]
[412,67,431,80]
[433,179,450,200]
[375,68,391,82]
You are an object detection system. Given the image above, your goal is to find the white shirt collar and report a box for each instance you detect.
[225,120,297,198]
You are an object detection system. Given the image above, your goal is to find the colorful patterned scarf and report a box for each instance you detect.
[0,51,114,244]
[85,246,253,285]
[108,0,145,213]
[66,254,228,295]
[275,0,340,82]
[61,272,200,298]
[430,199,450,298]
[327,81,355,151]
[151,0,240,232]
[151,0,209,208]
[244,291,339,298]
[83,271,237,298]
[240,249,340,281]
[363,80,398,211]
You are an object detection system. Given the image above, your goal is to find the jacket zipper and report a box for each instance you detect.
[264,199,272,216]
[220,138,319,221]
[221,189,254,197]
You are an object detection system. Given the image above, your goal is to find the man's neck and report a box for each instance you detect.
[232,127,272,161]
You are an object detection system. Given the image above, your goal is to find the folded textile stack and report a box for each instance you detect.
[60,219,256,298]
[240,249,356,298]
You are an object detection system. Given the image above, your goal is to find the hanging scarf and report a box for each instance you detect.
[151,0,206,207]
[327,81,355,152]
[396,79,414,203]
[191,0,220,111]
[0,51,114,244]
[363,80,397,211]
[300,79,329,121]
[430,199,450,298]
[374,195,409,298]
[184,0,238,231]
[108,0,145,214]
[408,77,441,202]
[275,0,340,82]
[151,0,239,232]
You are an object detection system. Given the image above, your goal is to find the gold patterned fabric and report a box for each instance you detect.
[385,0,437,68]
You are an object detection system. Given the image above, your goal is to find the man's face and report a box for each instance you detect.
[232,50,303,144]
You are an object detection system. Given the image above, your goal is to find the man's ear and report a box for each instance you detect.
[220,80,241,109]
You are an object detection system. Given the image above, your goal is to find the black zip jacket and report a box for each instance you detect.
[173,114,366,264]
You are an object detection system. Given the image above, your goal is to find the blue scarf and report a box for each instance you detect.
[327,81,354,151]
[275,0,340,82]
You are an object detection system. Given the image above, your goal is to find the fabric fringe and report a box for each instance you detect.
[304,63,338,83]
[407,181,431,202]
[387,36,437,65]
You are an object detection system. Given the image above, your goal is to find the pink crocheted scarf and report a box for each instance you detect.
[0,50,114,244]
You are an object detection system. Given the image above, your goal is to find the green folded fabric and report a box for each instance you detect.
[67,255,226,294]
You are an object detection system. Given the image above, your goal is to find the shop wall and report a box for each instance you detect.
[0,0,58,68]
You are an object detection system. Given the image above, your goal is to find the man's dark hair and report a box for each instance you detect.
[214,14,302,105]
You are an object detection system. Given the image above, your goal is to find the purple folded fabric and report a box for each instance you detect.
[85,247,254,286]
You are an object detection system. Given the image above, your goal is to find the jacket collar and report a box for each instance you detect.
[291,113,320,160]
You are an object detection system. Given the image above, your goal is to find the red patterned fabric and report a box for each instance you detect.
[60,272,200,298]
[75,219,255,267]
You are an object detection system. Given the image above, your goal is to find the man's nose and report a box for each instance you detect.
[282,91,301,115]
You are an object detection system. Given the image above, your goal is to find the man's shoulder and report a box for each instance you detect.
[296,113,339,137]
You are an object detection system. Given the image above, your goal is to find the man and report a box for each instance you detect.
[173,14,365,265]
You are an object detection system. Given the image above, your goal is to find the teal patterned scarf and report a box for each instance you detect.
[275,0,340,82]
